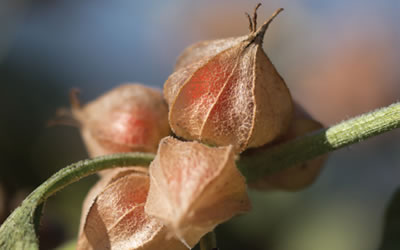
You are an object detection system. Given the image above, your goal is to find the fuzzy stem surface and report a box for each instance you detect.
[0,153,154,249]
[238,102,400,182]
[1,102,399,249]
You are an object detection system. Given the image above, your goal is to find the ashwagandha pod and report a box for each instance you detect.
[72,84,170,157]
[145,136,251,247]
[77,167,187,250]
[164,4,293,153]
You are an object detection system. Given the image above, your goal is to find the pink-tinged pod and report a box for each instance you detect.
[145,136,251,247]
[77,167,187,250]
[72,84,170,157]
[164,6,293,153]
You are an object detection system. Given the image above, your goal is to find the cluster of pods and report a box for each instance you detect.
[72,5,326,250]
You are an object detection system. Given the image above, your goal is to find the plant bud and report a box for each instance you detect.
[250,102,328,191]
[164,5,293,153]
[145,136,251,247]
[77,167,187,250]
[72,84,170,157]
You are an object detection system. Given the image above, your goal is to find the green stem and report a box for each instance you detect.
[37,152,154,201]
[200,231,217,250]
[0,152,154,250]
[238,102,400,182]
[0,102,399,249]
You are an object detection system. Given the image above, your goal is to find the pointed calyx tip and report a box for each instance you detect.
[246,3,262,33]
[245,12,253,32]
[70,88,81,110]
[248,7,284,44]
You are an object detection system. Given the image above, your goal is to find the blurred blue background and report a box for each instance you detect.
[1,0,399,249]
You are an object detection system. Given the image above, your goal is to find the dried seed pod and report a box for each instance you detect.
[164,5,293,153]
[250,102,328,191]
[145,136,251,247]
[72,84,170,157]
[77,167,187,250]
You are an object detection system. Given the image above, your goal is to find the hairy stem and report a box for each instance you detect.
[0,153,154,249]
[37,153,154,202]
[238,102,400,182]
[0,102,399,249]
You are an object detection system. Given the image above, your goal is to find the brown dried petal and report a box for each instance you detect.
[74,84,170,157]
[250,103,328,191]
[77,167,186,250]
[164,9,292,153]
[145,137,251,247]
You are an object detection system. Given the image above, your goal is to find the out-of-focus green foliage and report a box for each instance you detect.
[380,188,400,250]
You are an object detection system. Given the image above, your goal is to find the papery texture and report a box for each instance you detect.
[77,167,186,250]
[174,36,248,70]
[73,84,170,157]
[164,8,292,153]
[145,136,251,247]
[250,102,328,191]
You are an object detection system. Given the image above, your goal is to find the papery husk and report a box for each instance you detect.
[77,167,186,250]
[145,136,251,247]
[250,102,328,191]
[164,8,293,153]
[73,84,170,157]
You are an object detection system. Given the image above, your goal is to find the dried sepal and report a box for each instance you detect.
[77,167,148,236]
[73,83,170,157]
[173,36,248,71]
[145,136,251,247]
[77,167,186,250]
[250,103,328,191]
[164,6,293,153]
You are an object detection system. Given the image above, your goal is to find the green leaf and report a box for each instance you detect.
[380,188,400,250]
[0,153,154,250]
